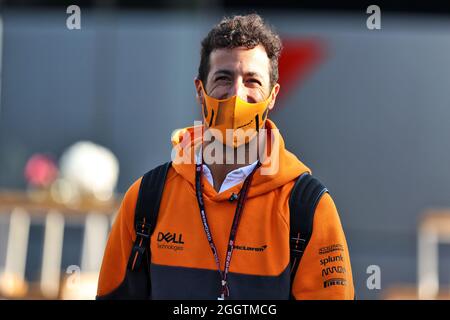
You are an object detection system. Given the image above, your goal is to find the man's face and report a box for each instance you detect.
[195,45,280,109]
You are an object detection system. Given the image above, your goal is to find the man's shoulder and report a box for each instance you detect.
[121,176,143,210]
[124,162,176,201]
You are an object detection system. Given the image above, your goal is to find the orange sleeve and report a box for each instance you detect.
[291,192,355,300]
[96,178,142,297]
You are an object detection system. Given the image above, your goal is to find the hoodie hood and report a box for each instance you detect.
[170,119,311,201]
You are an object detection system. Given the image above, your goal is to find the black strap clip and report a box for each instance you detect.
[135,221,152,239]
[128,223,152,271]
[290,237,306,256]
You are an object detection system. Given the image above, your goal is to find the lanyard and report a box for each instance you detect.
[195,161,260,300]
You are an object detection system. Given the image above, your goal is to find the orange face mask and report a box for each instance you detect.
[199,81,275,148]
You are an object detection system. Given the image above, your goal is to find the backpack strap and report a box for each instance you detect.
[127,161,171,274]
[288,172,328,299]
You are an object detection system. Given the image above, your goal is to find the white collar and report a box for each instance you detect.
[194,145,258,193]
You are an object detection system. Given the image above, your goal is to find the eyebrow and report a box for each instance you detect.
[213,70,234,78]
[212,70,264,79]
[246,71,264,79]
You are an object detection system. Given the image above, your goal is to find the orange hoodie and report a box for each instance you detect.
[97,119,354,299]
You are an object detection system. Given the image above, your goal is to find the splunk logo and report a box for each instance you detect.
[156,232,184,251]
[320,254,343,267]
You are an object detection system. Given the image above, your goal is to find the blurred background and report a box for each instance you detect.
[0,0,450,300]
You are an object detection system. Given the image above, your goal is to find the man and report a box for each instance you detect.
[97,13,354,300]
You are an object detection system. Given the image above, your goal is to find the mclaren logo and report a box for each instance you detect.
[234,244,268,253]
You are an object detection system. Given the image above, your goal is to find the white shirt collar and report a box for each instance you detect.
[195,145,258,193]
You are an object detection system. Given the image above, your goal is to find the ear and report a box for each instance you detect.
[194,78,204,106]
[267,83,280,111]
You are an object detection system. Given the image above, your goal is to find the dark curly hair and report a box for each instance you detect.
[198,14,282,89]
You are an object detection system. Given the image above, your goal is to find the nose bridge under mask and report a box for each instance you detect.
[202,86,271,124]
[214,96,237,127]
[199,80,273,147]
